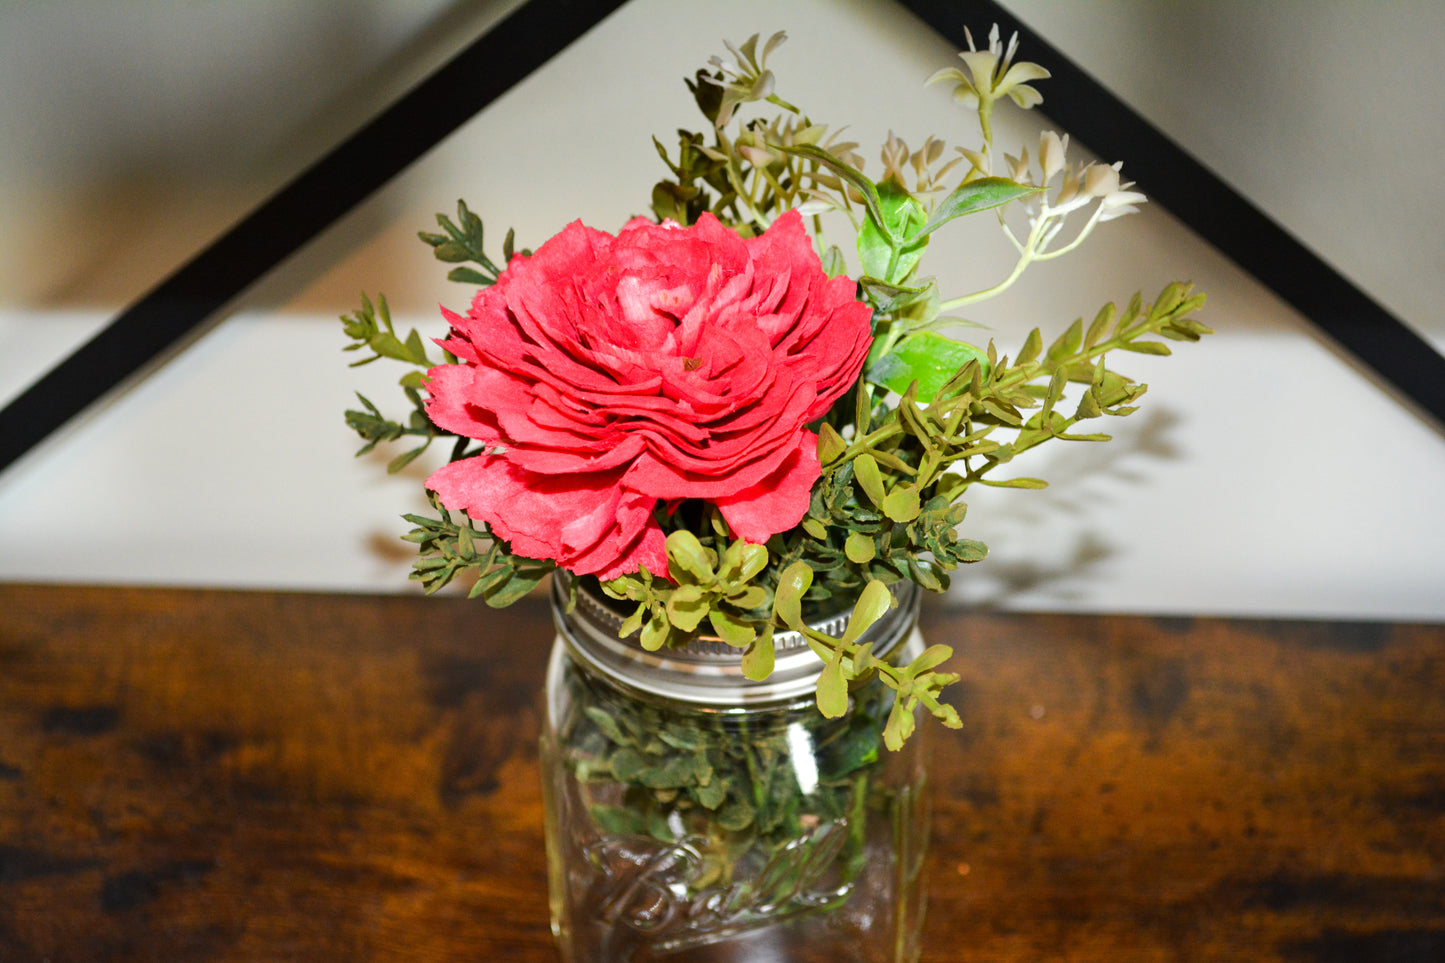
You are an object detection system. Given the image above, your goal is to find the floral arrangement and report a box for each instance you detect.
[342,28,1209,750]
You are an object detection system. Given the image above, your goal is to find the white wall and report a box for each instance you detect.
[1,0,1442,621]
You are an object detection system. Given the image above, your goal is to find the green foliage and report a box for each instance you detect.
[339,293,455,472]
[651,127,735,226]
[918,176,1040,237]
[417,199,525,285]
[341,207,540,593]
[867,332,991,404]
[402,495,555,606]
[340,292,435,369]
[344,391,441,474]
[341,32,1213,753]
[856,181,928,283]
[602,529,772,652]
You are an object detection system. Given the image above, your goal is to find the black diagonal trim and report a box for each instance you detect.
[0,0,627,475]
[900,0,1445,428]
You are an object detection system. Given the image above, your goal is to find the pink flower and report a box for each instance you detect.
[423,210,872,580]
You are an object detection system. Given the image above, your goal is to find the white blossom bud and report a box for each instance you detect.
[1039,131,1068,183]
[1083,162,1121,198]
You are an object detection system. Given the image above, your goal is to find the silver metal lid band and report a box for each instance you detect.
[551,571,920,708]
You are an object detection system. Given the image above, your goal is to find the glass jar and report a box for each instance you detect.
[541,573,929,962]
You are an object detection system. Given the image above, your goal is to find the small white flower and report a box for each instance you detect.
[737,144,778,168]
[1098,188,1146,221]
[1003,149,1031,184]
[1054,168,1082,208]
[1082,162,1121,198]
[880,131,910,185]
[793,198,836,217]
[708,56,742,81]
[954,147,989,179]
[928,24,1050,111]
[704,31,789,127]
[1038,131,1068,184]
[912,136,946,176]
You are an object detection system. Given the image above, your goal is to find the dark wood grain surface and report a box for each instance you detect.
[1,584,1441,961]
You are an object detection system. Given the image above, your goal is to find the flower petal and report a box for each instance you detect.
[713,430,820,543]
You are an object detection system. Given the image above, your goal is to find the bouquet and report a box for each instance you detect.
[341,27,1209,751]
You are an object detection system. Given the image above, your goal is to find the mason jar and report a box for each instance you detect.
[541,573,930,962]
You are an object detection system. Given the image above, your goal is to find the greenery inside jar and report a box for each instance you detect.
[541,573,928,961]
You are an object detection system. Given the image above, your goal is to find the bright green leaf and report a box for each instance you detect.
[853,453,886,509]
[742,627,775,681]
[730,585,768,610]
[844,531,875,563]
[1046,318,1084,363]
[917,176,1040,238]
[848,641,876,679]
[930,701,962,728]
[817,422,847,464]
[666,530,715,584]
[1014,327,1044,367]
[1084,302,1115,350]
[1118,340,1172,356]
[667,586,709,632]
[856,181,928,282]
[708,609,755,648]
[817,658,849,718]
[618,604,645,638]
[883,485,921,523]
[907,644,955,676]
[882,697,916,751]
[640,613,670,651]
[868,332,991,402]
[773,560,813,627]
[735,541,769,582]
[842,580,893,644]
[979,476,1049,489]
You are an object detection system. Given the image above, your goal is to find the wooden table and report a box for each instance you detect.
[2,584,1442,960]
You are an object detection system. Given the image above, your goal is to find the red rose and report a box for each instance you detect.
[423,210,872,580]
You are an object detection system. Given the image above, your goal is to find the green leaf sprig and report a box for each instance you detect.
[403,495,555,607]
[339,293,453,473]
[417,199,526,286]
[602,528,965,752]
[342,207,540,594]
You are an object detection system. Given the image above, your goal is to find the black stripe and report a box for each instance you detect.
[0,0,627,475]
[900,0,1445,427]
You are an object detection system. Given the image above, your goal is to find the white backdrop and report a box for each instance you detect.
[2,0,1442,620]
